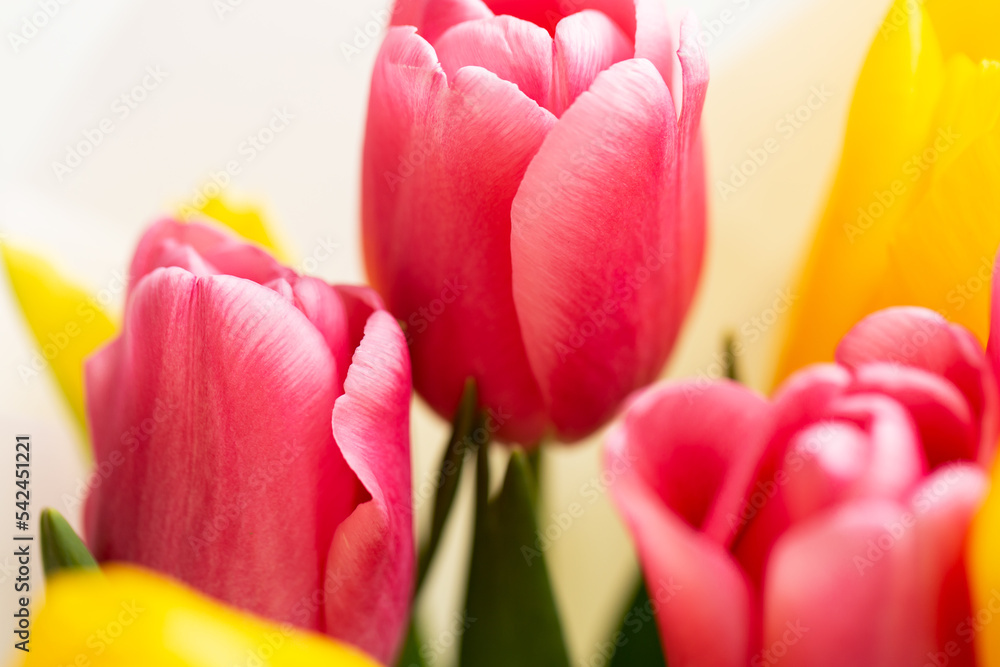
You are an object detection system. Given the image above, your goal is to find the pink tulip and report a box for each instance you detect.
[363,0,708,444]
[606,307,999,666]
[83,220,414,665]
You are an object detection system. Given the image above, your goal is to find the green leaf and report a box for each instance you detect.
[608,578,668,667]
[416,378,483,594]
[40,508,97,578]
[459,447,570,667]
[395,619,429,667]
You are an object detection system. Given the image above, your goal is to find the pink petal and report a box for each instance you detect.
[909,464,987,666]
[778,421,870,524]
[362,26,555,443]
[510,58,683,441]
[775,394,929,525]
[291,277,352,388]
[763,501,925,667]
[550,10,634,115]
[333,284,386,360]
[392,0,494,44]
[84,268,353,631]
[824,393,927,500]
[481,0,636,37]
[129,219,290,291]
[606,398,755,667]
[849,363,978,467]
[837,307,999,463]
[611,381,770,543]
[675,12,708,135]
[673,13,709,307]
[435,15,553,110]
[734,370,925,586]
[634,0,679,92]
[326,311,414,665]
[988,243,1000,398]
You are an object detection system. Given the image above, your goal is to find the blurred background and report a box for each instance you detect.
[0,0,893,664]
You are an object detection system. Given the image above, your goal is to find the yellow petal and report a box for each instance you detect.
[1,244,116,442]
[22,565,380,667]
[774,0,947,384]
[875,58,1000,342]
[925,0,1000,63]
[180,195,291,263]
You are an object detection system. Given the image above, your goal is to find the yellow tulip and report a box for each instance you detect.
[1,197,289,447]
[772,1,999,663]
[21,565,379,666]
[774,0,1000,383]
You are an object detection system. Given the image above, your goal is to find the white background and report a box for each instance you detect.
[0,0,891,664]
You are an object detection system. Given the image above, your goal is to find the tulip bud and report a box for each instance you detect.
[607,306,996,666]
[83,220,414,664]
[363,0,709,444]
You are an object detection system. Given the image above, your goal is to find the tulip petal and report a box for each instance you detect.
[84,268,349,631]
[333,284,385,357]
[327,311,414,665]
[674,12,709,306]
[925,0,1000,62]
[605,383,762,667]
[778,420,870,523]
[775,0,946,382]
[837,307,998,461]
[550,10,633,115]
[392,0,494,45]
[873,58,1000,340]
[850,363,978,467]
[2,244,117,443]
[510,58,684,440]
[130,219,291,291]
[969,467,1000,666]
[363,26,555,443]
[764,500,924,666]
[481,0,636,37]
[735,389,926,586]
[291,277,352,387]
[435,15,554,110]
[634,0,679,93]
[823,393,927,499]
[609,381,770,544]
[911,464,987,666]
[27,565,380,667]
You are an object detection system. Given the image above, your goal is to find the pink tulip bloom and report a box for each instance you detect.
[84,220,414,665]
[607,307,999,666]
[363,0,708,444]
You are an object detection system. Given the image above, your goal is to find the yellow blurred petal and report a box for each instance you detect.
[925,0,1000,63]
[180,195,291,263]
[23,565,380,667]
[876,59,1000,342]
[774,0,946,384]
[1,244,116,443]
